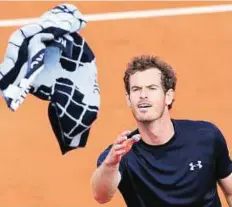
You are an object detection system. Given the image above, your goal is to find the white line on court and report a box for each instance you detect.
[1,4,232,27]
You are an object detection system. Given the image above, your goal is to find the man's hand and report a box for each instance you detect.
[104,131,141,167]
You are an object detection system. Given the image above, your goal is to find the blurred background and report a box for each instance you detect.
[0,1,232,206]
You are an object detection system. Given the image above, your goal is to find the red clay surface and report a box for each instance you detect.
[0,2,232,207]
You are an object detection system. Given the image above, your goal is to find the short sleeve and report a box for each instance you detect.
[96,144,127,175]
[214,125,232,179]
[97,145,112,167]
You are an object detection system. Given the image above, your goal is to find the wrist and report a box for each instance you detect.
[103,160,120,170]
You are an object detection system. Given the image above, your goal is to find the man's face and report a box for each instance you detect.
[127,68,173,122]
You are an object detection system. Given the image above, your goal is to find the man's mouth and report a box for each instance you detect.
[137,103,152,108]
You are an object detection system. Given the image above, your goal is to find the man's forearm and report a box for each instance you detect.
[91,162,121,204]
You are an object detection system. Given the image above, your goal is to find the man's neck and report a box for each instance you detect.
[137,114,175,146]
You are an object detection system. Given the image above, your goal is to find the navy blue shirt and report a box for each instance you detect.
[97,120,232,207]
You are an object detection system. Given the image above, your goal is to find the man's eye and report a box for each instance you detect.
[132,88,139,92]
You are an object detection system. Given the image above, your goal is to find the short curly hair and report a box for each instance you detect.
[124,55,177,109]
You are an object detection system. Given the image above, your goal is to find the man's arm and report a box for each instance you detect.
[212,123,232,206]
[219,173,232,207]
[91,161,121,203]
[91,131,140,204]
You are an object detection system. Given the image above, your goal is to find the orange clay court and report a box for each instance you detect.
[0,1,232,207]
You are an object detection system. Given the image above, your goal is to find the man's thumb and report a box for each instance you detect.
[125,134,141,149]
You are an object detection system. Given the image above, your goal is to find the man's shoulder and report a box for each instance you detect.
[173,119,221,142]
[96,144,113,167]
[98,144,113,157]
[173,118,218,131]
[174,119,223,152]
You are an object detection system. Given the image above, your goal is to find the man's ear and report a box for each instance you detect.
[126,93,131,107]
[165,89,175,106]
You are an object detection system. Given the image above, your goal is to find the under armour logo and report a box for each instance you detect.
[189,161,203,171]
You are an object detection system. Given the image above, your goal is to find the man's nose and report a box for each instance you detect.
[139,88,148,99]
